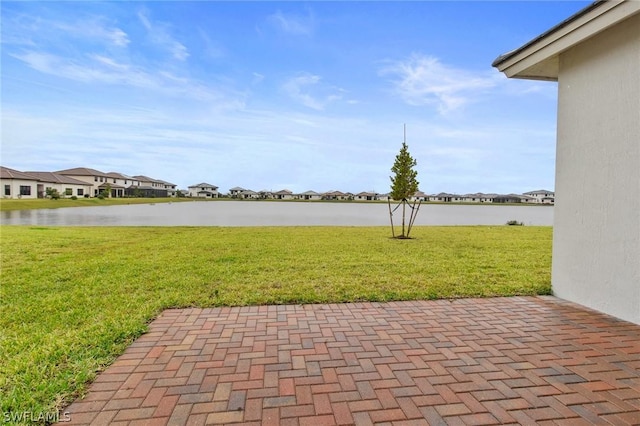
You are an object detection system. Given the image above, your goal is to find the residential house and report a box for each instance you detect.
[258,190,274,199]
[411,191,428,202]
[466,193,497,203]
[188,183,219,198]
[55,167,112,197]
[323,190,343,201]
[322,190,352,201]
[518,195,538,204]
[493,0,640,324]
[4,166,177,199]
[106,172,140,198]
[132,175,170,198]
[1,167,94,199]
[297,190,322,200]
[1,167,40,198]
[157,180,178,197]
[377,193,391,202]
[492,194,524,204]
[23,171,93,198]
[273,189,294,200]
[228,187,246,198]
[429,192,464,202]
[523,190,555,204]
[240,190,260,199]
[355,191,377,201]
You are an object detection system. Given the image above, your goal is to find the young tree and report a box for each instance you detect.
[389,127,421,238]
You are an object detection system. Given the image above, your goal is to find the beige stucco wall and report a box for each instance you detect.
[553,13,640,324]
[0,178,40,199]
[60,175,102,196]
[42,182,92,197]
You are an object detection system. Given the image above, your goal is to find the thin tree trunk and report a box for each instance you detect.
[402,199,406,237]
[407,200,421,237]
[388,199,395,238]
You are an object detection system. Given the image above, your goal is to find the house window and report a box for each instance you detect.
[77,188,84,196]
[94,177,98,182]
[4,185,10,196]
[100,177,104,182]
[113,179,116,184]
[65,188,72,196]
[20,186,31,196]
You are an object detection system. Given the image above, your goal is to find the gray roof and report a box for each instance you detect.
[492,1,602,67]
[1,166,39,180]
[324,190,347,196]
[106,172,136,180]
[524,190,554,195]
[55,167,110,177]
[432,192,460,197]
[189,183,218,189]
[24,171,91,186]
[133,175,160,183]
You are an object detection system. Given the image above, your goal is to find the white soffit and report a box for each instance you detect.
[495,0,640,81]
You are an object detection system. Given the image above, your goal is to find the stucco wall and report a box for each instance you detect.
[0,178,40,199]
[553,13,640,324]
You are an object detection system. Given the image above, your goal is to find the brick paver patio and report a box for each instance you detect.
[61,296,640,425]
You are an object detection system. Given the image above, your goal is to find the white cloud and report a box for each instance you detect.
[11,51,244,107]
[2,13,129,48]
[282,73,342,110]
[138,10,189,61]
[267,10,314,36]
[380,54,498,114]
[51,16,130,47]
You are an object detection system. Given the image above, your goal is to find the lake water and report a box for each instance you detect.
[0,201,553,226]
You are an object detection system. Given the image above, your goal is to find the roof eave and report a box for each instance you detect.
[493,1,639,80]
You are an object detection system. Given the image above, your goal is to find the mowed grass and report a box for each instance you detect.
[0,197,196,212]
[0,225,552,417]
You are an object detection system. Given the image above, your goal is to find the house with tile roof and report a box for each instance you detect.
[355,191,377,201]
[273,189,294,200]
[0,167,93,199]
[296,190,322,201]
[55,167,112,197]
[523,190,555,204]
[228,187,246,198]
[24,171,93,198]
[0,167,42,198]
[2,166,178,199]
[188,183,219,198]
[429,192,463,203]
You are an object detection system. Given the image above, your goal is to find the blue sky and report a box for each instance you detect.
[1,1,591,194]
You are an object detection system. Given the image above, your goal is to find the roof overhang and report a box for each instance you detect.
[492,0,640,81]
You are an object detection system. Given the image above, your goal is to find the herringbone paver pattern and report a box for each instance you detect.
[61,296,640,425]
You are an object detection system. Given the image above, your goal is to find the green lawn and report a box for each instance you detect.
[0,197,199,211]
[0,225,552,419]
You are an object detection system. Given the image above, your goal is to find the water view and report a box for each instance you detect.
[0,201,553,227]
